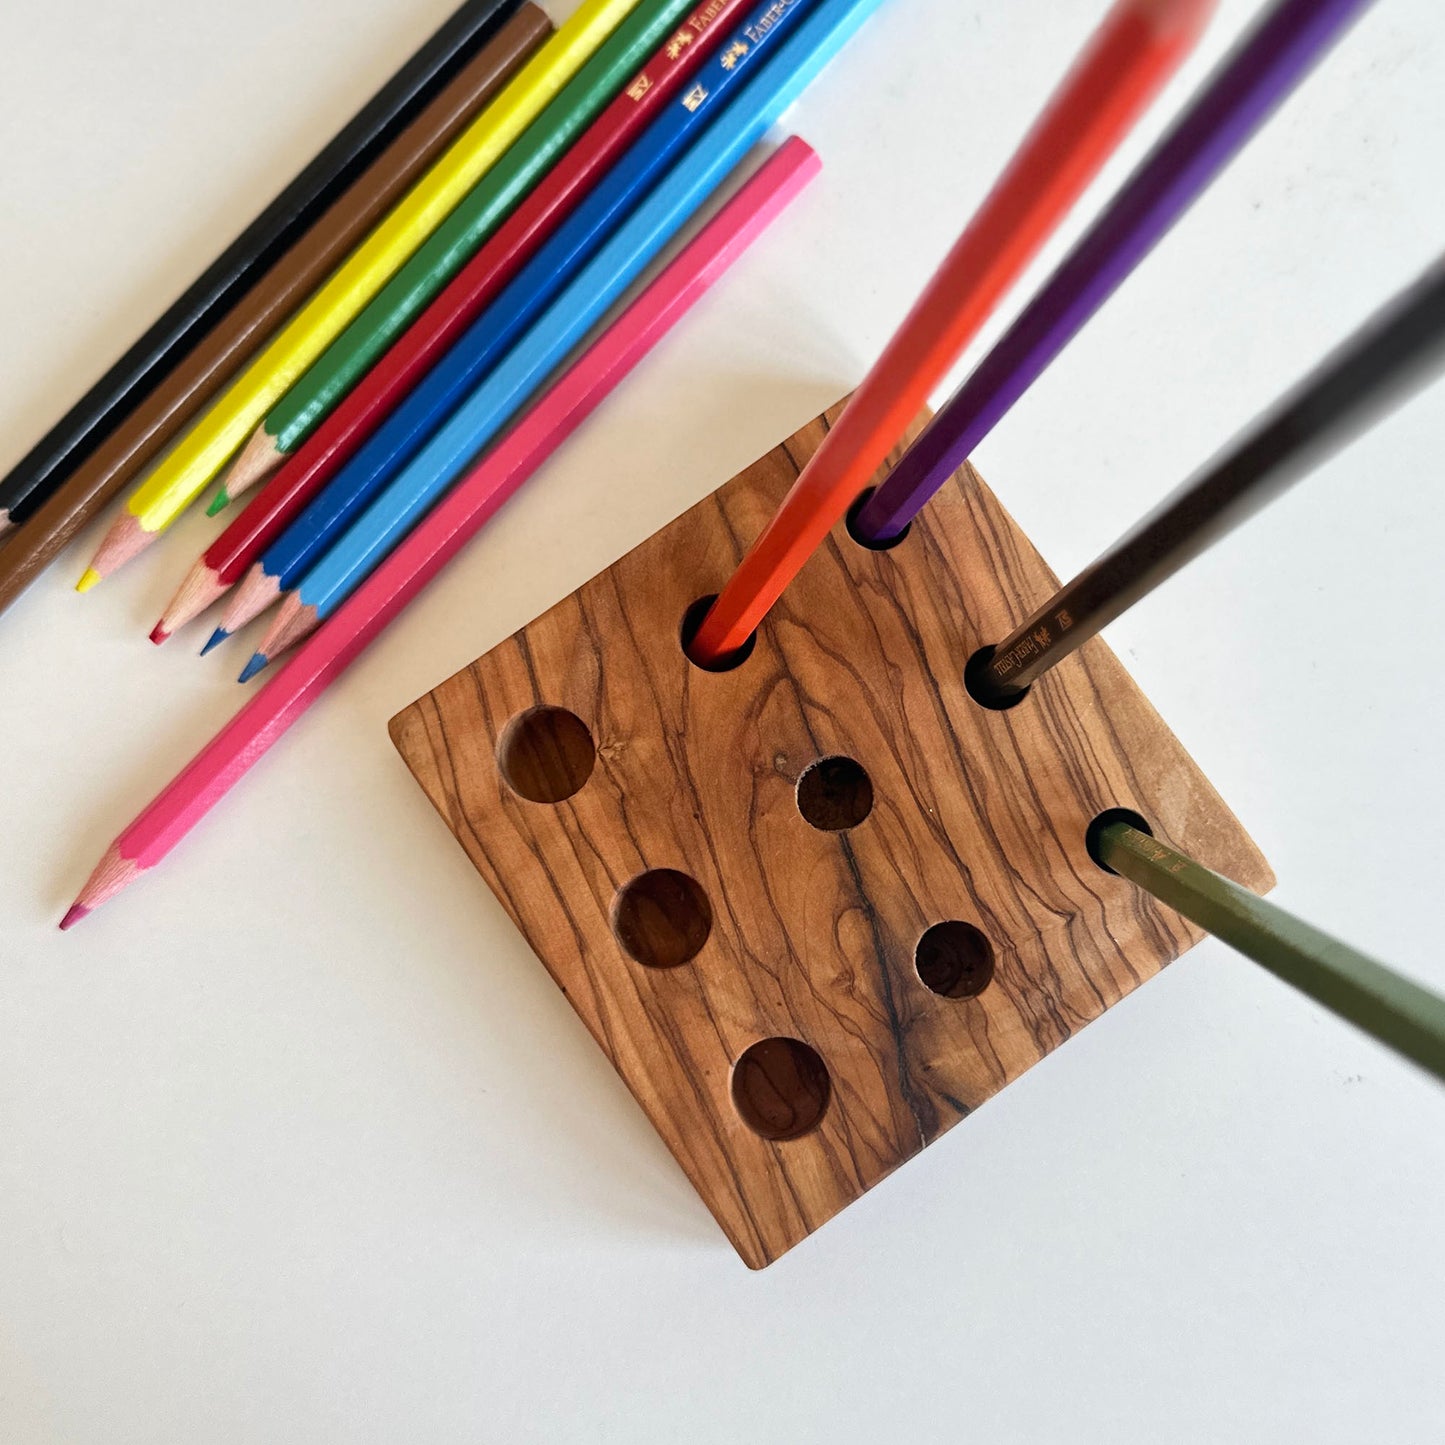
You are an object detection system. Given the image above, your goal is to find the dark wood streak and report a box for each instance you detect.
[389,401,1273,1269]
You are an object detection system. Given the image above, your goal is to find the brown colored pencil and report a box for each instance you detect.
[0,2,551,619]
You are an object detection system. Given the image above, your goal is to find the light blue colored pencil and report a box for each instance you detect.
[240,0,885,679]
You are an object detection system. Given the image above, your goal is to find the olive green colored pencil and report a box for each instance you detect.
[1094,819,1445,1083]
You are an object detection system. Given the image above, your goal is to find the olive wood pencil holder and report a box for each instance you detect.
[389,399,1272,1269]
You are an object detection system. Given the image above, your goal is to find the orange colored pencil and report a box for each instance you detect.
[688,0,1217,665]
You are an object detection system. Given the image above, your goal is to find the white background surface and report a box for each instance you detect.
[2,0,1443,1440]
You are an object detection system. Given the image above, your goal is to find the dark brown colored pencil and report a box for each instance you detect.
[971,253,1445,707]
[0,3,551,619]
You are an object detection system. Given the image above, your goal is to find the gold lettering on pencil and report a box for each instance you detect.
[627,74,652,101]
[688,0,730,33]
[719,40,749,70]
[744,0,798,44]
[1055,608,1073,631]
[666,28,695,60]
[682,84,709,112]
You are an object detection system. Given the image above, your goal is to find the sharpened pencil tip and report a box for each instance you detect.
[200,628,230,656]
[206,488,231,517]
[149,623,170,645]
[75,568,102,595]
[237,653,269,684]
[58,903,89,931]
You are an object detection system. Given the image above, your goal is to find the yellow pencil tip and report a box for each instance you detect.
[75,568,102,595]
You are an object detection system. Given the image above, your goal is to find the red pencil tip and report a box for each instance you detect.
[149,623,170,645]
[58,903,90,931]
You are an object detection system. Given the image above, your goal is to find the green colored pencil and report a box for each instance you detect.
[213,0,698,510]
[1095,819,1445,1083]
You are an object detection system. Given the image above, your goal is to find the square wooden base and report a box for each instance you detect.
[390,401,1272,1269]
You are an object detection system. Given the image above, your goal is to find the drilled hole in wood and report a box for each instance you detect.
[680,594,756,673]
[796,756,873,831]
[915,920,995,999]
[1085,808,1154,876]
[964,645,1031,711]
[611,869,713,969]
[731,1037,831,1141]
[845,487,911,551]
[496,706,595,803]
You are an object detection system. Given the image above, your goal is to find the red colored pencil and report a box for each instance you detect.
[688,0,1218,665]
[62,137,819,927]
[153,0,752,644]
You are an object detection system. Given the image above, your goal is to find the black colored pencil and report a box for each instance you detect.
[972,254,1445,706]
[0,0,524,533]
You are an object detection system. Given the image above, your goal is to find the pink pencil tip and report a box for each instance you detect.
[58,903,90,931]
[149,623,170,645]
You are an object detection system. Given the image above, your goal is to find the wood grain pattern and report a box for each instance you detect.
[389,401,1273,1269]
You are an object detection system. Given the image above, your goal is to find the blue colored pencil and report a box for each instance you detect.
[239,0,883,678]
[211,0,818,654]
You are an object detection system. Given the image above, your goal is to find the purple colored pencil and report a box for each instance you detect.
[853,0,1378,544]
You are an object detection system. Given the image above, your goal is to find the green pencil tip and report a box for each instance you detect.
[206,487,231,517]
[237,653,269,684]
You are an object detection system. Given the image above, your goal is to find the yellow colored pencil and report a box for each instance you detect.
[78,0,639,590]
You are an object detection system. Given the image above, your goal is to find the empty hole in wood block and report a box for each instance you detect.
[845,487,911,551]
[680,594,756,673]
[796,756,873,831]
[914,921,996,999]
[730,1037,831,1141]
[964,644,1032,712]
[497,706,595,803]
[1085,808,1155,876]
[611,869,713,969]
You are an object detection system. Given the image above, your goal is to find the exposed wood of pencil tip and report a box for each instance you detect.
[215,427,286,510]
[60,843,137,928]
[153,562,231,640]
[254,596,321,668]
[218,566,284,636]
[76,513,151,590]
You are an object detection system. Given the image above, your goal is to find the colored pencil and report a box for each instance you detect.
[75,0,638,589]
[212,0,812,655]
[969,255,1445,704]
[1093,819,1445,1083]
[61,137,820,929]
[0,8,552,622]
[155,0,751,645]
[683,0,1220,667]
[0,0,527,537]
[217,0,745,511]
[852,0,1377,545]
[240,0,881,678]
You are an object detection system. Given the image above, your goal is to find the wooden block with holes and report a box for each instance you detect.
[388,399,1272,1269]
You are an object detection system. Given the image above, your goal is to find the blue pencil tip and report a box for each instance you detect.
[237,653,269,684]
[200,628,230,656]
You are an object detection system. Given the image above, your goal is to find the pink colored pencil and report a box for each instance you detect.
[63,137,821,927]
